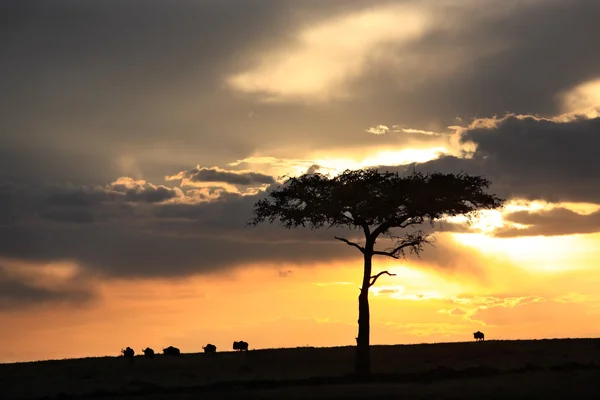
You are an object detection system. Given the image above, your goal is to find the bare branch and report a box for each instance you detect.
[372,244,419,259]
[372,232,433,259]
[334,236,365,253]
[369,270,397,287]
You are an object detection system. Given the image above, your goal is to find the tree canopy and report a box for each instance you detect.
[249,168,504,256]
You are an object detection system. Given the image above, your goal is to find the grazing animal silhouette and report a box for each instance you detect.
[473,331,485,341]
[142,347,155,358]
[163,346,181,356]
[121,347,134,359]
[233,341,249,351]
[203,344,217,353]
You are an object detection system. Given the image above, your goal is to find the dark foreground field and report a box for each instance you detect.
[2,339,600,399]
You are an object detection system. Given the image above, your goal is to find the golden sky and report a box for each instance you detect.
[2,0,600,363]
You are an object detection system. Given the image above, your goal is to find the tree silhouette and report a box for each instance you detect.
[248,168,504,378]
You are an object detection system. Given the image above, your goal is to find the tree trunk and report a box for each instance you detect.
[355,251,373,378]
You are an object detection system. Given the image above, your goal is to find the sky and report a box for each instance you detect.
[2,0,600,363]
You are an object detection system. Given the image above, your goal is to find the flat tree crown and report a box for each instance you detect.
[249,168,504,236]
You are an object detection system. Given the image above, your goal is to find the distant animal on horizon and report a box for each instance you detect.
[473,331,485,341]
[142,347,155,358]
[233,341,249,351]
[203,344,217,353]
[121,347,134,359]
[163,346,181,356]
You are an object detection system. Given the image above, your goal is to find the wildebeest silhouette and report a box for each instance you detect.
[473,331,485,341]
[203,344,217,353]
[233,341,249,351]
[142,347,155,358]
[163,346,181,356]
[121,347,134,359]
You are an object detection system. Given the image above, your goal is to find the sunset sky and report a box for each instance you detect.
[2,0,600,363]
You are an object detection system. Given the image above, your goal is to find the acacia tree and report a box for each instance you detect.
[248,168,504,378]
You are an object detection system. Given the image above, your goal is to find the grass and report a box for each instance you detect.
[1,338,599,399]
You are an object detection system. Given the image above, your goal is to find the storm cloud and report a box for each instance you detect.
[2,112,600,283]
[0,181,361,278]
[3,0,600,186]
[167,167,277,186]
[399,114,600,204]
[1,0,600,298]
[496,207,600,238]
[0,171,479,282]
[0,262,95,310]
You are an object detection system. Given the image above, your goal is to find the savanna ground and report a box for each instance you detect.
[1,339,599,399]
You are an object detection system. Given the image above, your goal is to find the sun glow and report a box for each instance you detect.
[227,144,452,181]
[561,78,600,114]
[445,209,505,234]
[311,146,448,176]
[452,232,600,273]
[445,199,600,236]
[371,265,467,301]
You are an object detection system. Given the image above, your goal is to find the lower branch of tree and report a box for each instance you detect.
[334,236,365,253]
[369,270,396,287]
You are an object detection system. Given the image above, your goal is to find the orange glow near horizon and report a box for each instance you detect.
[2,226,600,364]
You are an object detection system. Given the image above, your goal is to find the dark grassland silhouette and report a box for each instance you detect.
[249,168,504,378]
[4,339,600,400]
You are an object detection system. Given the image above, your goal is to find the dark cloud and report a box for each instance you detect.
[107,178,183,203]
[170,167,276,186]
[0,224,356,279]
[495,207,600,238]
[4,115,599,280]
[0,0,390,184]
[352,0,600,130]
[0,181,357,277]
[0,146,124,186]
[45,178,181,206]
[0,265,95,310]
[387,115,600,204]
[0,176,479,279]
[3,0,600,186]
[1,179,181,226]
